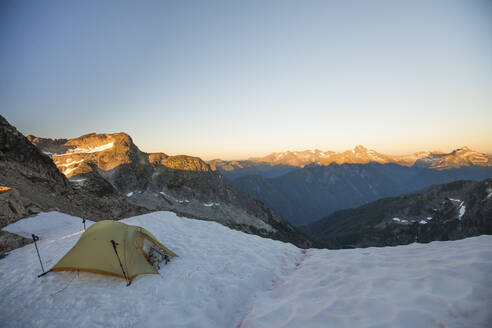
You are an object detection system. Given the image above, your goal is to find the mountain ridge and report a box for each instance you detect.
[26,130,312,247]
[301,178,492,248]
[211,145,492,180]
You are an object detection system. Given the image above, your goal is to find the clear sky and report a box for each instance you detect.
[1,0,491,160]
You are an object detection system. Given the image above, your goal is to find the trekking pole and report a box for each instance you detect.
[110,240,131,286]
[82,218,86,232]
[32,234,48,277]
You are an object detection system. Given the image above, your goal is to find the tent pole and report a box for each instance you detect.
[110,240,131,286]
[32,234,47,276]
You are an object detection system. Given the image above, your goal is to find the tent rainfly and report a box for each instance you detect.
[49,220,177,285]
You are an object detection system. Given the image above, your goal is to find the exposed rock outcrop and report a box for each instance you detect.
[0,187,41,228]
[0,230,31,259]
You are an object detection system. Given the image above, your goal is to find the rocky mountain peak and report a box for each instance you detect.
[353,145,368,153]
[66,132,134,150]
[427,146,492,170]
[154,154,212,172]
[148,152,169,164]
[31,132,216,177]
[28,132,142,178]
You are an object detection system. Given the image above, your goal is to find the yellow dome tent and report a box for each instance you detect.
[50,220,177,285]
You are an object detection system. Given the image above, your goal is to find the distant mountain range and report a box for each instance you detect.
[250,145,492,168]
[208,146,492,226]
[24,128,311,247]
[210,145,492,180]
[301,178,492,248]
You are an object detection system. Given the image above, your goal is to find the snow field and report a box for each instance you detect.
[0,212,302,328]
[1,211,491,328]
[240,237,492,328]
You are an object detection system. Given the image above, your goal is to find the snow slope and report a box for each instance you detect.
[1,212,301,328]
[1,212,491,328]
[240,241,492,328]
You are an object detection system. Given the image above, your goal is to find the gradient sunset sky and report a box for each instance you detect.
[1,0,491,160]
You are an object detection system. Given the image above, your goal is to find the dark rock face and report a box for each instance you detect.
[27,129,312,247]
[302,179,492,248]
[1,117,69,192]
[0,187,41,228]
[25,135,72,156]
[0,230,32,259]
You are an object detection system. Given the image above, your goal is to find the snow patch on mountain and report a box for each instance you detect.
[458,203,466,220]
[392,218,409,225]
[63,166,78,176]
[58,159,85,167]
[55,142,114,156]
[69,178,86,184]
[450,199,466,220]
